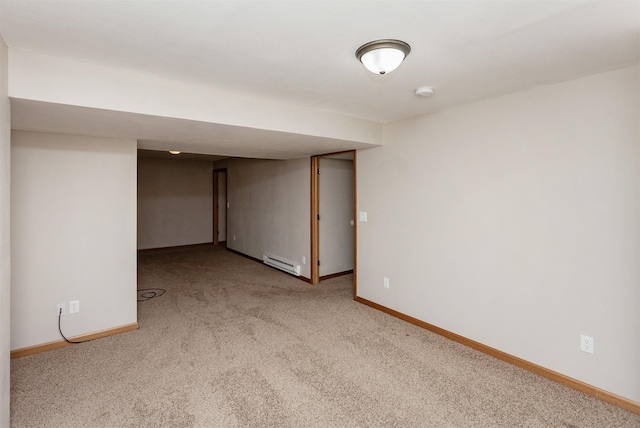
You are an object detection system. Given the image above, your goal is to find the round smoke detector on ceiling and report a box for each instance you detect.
[415,87,434,97]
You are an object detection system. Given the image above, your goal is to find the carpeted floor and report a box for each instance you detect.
[10,245,640,427]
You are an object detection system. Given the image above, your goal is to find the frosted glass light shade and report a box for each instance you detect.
[356,39,411,75]
[360,48,406,74]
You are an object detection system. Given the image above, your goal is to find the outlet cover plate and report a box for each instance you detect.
[56,303,66,316]
[69,300,80,314]
[580,335,594,354]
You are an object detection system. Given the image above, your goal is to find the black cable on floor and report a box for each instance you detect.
[58,289,166,343]
[58,308,92,344]
[137,288,166,302]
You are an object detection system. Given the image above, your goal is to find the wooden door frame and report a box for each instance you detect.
[213,168,228,245]
[310,157,320,283]
[310,150,357,299]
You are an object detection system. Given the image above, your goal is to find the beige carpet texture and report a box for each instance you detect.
[10,245,640,427]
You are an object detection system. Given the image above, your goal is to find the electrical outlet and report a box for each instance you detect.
[69,300,80,314]
[233,235,236,241]
[302,256,306,265]
[56,303,66,316]
[580,335,594,354]
[383,277,390,289]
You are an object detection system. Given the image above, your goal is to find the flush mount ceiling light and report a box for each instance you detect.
[355,39,411,75]
[169,151,181,155]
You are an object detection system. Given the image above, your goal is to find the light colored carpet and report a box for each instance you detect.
[10,244,640,427]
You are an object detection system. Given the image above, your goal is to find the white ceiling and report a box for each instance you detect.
[1,0,639,157]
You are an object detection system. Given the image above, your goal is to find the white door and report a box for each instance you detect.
[218,172,227,242]
[318,157,354,277]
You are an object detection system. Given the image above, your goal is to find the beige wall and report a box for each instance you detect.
[222,157,311,279]
[11,131,137,350]
[358,65,640,402]
[0,34,10,427]
[137,157,213,250]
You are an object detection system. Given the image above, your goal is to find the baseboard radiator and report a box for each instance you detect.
[263,253,301,276]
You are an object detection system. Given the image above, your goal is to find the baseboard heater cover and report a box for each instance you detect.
[263,253,301,276]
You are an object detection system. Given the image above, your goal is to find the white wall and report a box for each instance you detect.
[358,65,640,402]
[137,157,213,250]
[319,158,354,276]
[11,131,137,350]
[0,34,11,428]
[222,158,311,279]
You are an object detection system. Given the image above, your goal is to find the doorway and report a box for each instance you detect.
[310,151,356,297]
[213,169,227,245]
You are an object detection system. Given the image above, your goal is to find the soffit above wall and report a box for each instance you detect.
[10,99,376,159]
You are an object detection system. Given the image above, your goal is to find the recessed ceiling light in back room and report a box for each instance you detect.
[169,151,181,155]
